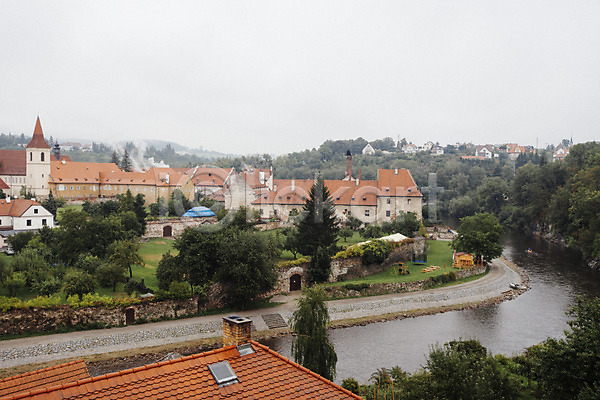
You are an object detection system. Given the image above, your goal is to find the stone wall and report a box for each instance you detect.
[271,238,426,293]
[324,265,487,299]
[0,298,200,336]
[144,217,216,239]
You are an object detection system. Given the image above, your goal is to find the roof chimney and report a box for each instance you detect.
[6,196,10,203]
[345,150,352,180]
[53,143,61,160]
[223,315,252,347]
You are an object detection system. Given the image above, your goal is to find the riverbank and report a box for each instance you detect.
[0,257,526,378]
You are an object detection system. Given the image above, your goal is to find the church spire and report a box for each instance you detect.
[26,117,51,149]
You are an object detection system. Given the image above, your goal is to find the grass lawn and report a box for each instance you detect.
[56,204,83,222]
[325,240,457,287]
[136,238,177,290]
[337,231,364,247]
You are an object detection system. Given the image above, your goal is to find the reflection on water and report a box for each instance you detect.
[261,231,600,383]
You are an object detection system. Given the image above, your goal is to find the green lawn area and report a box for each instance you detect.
[325,240,457,286]
[337,231,364,247]
[56,204,83,222]
[0,238,175,300]
[135,238,176,290]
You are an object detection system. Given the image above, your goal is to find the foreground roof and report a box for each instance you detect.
[0,341,361,400]
[0,360,89,399]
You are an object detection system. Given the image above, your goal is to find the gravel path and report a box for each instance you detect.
[0,259,520,369]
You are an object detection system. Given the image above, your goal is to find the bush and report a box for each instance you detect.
[36,277,62,296]
[341,378,360,394]
[361,240,391,266]
[169,281,191,300]
[277,257,310,268]
[63,271,96,300]
[343,283,369,291]
[124,278,152,296]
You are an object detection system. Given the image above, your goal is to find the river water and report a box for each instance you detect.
[261,231,600,383]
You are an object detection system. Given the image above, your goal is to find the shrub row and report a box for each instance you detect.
[0,293,142,312]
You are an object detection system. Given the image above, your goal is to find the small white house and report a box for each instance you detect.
[362,143,376,155]
[0,198,54,231]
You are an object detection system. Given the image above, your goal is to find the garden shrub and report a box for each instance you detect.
[343,283,369,291]
[277,257,310,268]
[361,240,391,265]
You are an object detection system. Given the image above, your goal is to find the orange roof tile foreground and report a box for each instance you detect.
[0,360,89,399]
[1,342,361,400]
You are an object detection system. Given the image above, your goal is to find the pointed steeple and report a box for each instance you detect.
[26,117,51,149]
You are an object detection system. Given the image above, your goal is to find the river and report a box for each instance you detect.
[261,231,600,383]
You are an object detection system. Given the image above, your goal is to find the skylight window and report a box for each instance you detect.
[237,343,255,356]
[208,361,238,387]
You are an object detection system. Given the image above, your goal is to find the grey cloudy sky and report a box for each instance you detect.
[1,1,599,155]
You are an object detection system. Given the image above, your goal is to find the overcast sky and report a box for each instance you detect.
[1,1,599,155]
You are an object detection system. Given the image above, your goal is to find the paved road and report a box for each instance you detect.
[0,259,520,369]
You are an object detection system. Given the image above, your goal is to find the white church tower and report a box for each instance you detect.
[25,117,51,198]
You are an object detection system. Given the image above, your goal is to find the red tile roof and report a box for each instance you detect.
[50,160,119,184]
[1,342,361,400]
[26,118,50,149]
[0,360,89,399]
[0,199,41,217]
[192,167,233,188]
[0,178,10,190]
[254,169,421,207]
[0,150,26,176]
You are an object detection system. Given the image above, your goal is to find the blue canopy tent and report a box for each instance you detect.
[182,206,216,218]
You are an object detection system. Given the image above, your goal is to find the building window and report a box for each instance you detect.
[70,186,74,190]
[26,219,32,226]
[365,210,370,217]
[386,198,391,204]
[77,186,80,190]
[386,210,391,217]
[34,208,38,214]
[42,219,47,226]
[30,152,32,161]
[259,209,264,215]
[41,152,45,161]
[408,199,411,204]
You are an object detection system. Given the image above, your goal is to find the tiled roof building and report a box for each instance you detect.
[252,168,422,223]
[0,360,89,399]
[0,318,361,400]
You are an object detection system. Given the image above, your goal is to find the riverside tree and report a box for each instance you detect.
[451,213,503,263]
[291,287,337,381]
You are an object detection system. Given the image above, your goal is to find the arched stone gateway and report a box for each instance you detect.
[290,274,302,291]
[163,226,173,237]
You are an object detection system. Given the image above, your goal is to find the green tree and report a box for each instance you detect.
[4,271,26,297]
[96,262,127,292]
[216,229,278,308]
[426,340,518,400]
[41,190,59,218]
[156,251,183,291]
[281,227,301,259]
[291,287,337,381]
[108,240,143,278]
[477,177,509,216]
[451,213,503,263]
[120,149,132,172]
[307,246,332,284]
[7,231,36,253]
[296,176,339,256]
[63,271,96,300]
[531,297,600,400]
[111,150,120,165]
[338,227,353,242]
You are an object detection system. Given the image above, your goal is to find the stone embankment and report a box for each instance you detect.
[0,258,526,371]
